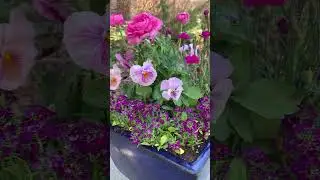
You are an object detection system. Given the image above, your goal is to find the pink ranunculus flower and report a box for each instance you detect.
[126,12,163,45]
[243,0,287,6]
[130,60,157,86]
[63,12,107,74]
[110,13,124,27]
[201,30,210,40]
[176,12,190,24]
[32,0,74,22]
[185,44,200,64]
[160,77,183,101]
[0,6,37,90]
[178,32,191,40]
[110,64,122,90]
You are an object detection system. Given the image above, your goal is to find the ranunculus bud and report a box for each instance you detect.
[203,9,209,16]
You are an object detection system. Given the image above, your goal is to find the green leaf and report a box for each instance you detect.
[174,98,182,106]
[232,79,298,119]
[141,142,151,146]
[226,157,248,180]
[229,103,253,143]
[168,127,176,132]
[250,113,281,139]
[136,86,152,98]
[181,112,188,121]
[160,135,168,146]
[212,106,232,141]
[152,84,162,100]
[82,77,107,108]
[183,86,202,100]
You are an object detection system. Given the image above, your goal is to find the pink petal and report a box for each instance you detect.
[162,91,171,100]
[160,80,170,91]
[129,65,142,84]
[63,11,106,74]
[168,77,183,89]
[8,6,35,44]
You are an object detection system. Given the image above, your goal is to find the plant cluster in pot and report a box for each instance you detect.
[110,10,211,180]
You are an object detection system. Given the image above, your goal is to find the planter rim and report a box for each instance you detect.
[111,126,210,174]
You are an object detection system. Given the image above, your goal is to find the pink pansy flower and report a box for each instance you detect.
[185,44,200,64]
[126,12,163,45]
[32,0,74,22]
[115,50,134,69]
[178,32,190,40]
[110,13,124,27]
[130,60,157,86]
[201,30,210,40]
[110,64,122,90]
[0,6,37,90]
[160,77,183,101]
[176,12,190,24]
[63,12,107,74]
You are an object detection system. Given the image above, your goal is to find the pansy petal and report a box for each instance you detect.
[162,91,171,100]
[211,51,233,83]
[168,77,183,89]
[160,80,170,91]
[211,79,234,120]
[172,86,183,101]
[63,11,106,74]
[129,65,142,84]
[8,5,35,43]
[0,43,36,90]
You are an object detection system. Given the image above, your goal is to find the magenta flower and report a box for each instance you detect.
[160,77,183,101]
[203,9,209,17]
[63,12,107,74]
[130,60,157,86]
[115,50,134,69]
[0,6,37,90]
[243,0,287,6]
[201,30,210,40]
[182,119,198,134]
[185,44,200,64]
[176,12,190,24]
[126,12,163,45]
[110,13,124,27]
[32,0,74,22]
[185,55,200,64]
[178,32,190,40]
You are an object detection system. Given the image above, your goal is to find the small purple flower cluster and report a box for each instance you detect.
[110,93,210,151]
[281,104,320,179]
[0,106,108,179]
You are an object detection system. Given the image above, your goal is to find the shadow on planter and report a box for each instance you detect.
[110,128,210,180]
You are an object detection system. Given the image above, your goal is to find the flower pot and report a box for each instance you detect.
[110,128,210,180]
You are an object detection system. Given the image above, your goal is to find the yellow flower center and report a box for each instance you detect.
[3,52,12,63]
[142,71,149,79]
[1,51,20,80]
[111,77,118,86]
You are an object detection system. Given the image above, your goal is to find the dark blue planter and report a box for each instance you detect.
[110,128,210,180]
